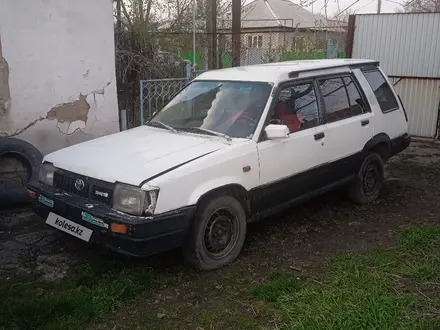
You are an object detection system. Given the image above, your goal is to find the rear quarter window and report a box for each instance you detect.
[362,69,399,113]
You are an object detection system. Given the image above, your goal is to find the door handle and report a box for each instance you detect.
[361,119,370,126]
[314,132,325,140]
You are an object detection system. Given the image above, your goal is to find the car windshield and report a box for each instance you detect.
[148,80,273,138]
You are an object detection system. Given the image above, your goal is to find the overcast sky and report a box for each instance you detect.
[296,0,402,18]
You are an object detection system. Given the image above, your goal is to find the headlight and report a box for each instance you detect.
[113,183,159,216]
[39,163,55,186]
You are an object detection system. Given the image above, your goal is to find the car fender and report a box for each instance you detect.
[188,176,249,206]
[363,133,391,152]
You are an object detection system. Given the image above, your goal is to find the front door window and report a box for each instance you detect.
[271,82,320,133]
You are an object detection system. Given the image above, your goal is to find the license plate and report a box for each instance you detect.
[45,212,93,242]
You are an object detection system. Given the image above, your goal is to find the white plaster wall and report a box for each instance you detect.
[0,0,119,155]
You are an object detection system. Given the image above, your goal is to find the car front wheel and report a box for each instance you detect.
[183,194,247,270]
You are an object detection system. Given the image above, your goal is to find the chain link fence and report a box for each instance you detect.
[140,78,189,124]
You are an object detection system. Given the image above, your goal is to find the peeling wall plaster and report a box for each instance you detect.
[0,35,11,116]
[0,0,119,155]
[47,94,90,123]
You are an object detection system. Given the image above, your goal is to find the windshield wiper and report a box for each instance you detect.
[188,127,231,140]
[146,121,177,132]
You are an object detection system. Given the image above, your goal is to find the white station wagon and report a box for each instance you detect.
[28,59,410,270]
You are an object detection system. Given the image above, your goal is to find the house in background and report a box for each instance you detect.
[220,0,347,66]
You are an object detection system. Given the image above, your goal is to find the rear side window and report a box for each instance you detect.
[318,78,352,123]
[362,70,399,113]
[343,77,368,115]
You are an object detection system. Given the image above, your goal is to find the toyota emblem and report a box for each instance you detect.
[74,179,85,191]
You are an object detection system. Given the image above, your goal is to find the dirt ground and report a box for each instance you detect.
[1,139,440,329]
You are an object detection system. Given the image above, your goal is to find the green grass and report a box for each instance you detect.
[252,270,300,303]
[0,257,172,330]
[251,226,440,330]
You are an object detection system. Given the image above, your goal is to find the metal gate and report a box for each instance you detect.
[139,63,192,125]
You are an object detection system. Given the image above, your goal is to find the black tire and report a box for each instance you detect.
[348,152,384,204]
[0,137,42,182]
[183,194,247,271]
[0,138,43,207]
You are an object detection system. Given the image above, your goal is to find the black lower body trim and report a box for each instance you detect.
[390,133,411,157]
[249,151,363,218]
[250,176,353,222]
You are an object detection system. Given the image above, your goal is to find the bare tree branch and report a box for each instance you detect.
[403,0,440,11]
[145,0,152,25]
[137,0,144,23]
[121,0,133,27]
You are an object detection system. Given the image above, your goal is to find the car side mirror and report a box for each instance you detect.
[265,124,289,139]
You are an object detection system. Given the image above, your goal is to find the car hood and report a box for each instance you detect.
[44,126,231,186]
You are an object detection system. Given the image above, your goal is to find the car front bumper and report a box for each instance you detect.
[27,181,196,257]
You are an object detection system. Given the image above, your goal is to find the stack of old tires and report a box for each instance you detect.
[0,138,42,208]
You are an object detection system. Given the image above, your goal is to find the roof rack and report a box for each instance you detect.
[288,61,379,79]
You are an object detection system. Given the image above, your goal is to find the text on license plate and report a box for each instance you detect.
[45,212,93,242]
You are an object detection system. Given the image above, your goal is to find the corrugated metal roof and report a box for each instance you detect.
[266,0,327,27]
[352,13,440,78]
[241,0,280,28]
[225,0,327,29]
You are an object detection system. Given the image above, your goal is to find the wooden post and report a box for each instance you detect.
[345,15,356,58]
[231,0,241,67]
[207,0,217,69]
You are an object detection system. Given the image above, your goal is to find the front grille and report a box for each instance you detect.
[53,170,114,205]
[53,171,90,198]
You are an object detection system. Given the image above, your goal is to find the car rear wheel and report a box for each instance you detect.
[183,194,247,270]
[348,152,384,204]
